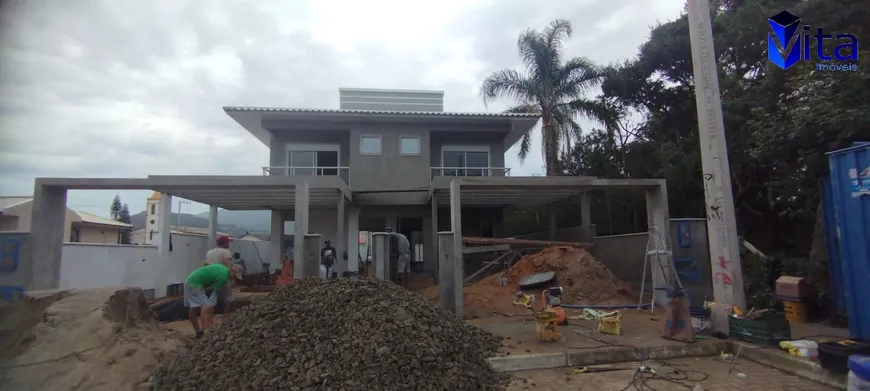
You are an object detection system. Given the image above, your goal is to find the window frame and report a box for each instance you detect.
[285,143,341,175]
[399,135,422,156]
[359,134,383,156]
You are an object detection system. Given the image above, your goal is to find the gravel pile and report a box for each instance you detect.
[152,278,507,391]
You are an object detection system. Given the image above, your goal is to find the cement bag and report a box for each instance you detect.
[662,294,696,343]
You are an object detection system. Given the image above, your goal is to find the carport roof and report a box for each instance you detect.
[429,177,666,206]
[35,175,351,211]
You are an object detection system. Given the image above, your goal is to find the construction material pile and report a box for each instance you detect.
[152,278,507,391]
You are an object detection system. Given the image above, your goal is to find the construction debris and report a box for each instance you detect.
[152,278,508,391]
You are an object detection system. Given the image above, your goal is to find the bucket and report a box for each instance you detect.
[783,300,808,323]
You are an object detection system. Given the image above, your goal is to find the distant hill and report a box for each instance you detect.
[130,211,251,237]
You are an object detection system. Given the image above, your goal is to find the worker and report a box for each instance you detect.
[202,235,237,311]
[386,230,411,288]
[321,240,336,278]
[184,263,244,338]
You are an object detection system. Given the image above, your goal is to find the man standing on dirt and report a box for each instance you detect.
[386,228,412,288]
[184,263,243,338]
[202,235,237,312]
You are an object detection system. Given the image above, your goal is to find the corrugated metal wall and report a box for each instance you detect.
[826,142,870,339]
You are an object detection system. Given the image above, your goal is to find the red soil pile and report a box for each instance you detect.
[420,246,634,315]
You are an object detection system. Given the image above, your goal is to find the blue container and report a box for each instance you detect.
[821,176,847,316]
[826,142,870,339]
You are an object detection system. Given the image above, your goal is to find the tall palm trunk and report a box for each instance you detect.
[542,119,561,176]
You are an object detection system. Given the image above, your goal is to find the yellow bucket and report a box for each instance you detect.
[783,300,808,323]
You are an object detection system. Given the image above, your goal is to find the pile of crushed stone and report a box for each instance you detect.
[152,278,507,391]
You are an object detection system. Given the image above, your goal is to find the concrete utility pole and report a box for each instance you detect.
[686,0,746,326]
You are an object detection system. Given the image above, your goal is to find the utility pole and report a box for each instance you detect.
[686,0,746,329]
[177,200,190,229]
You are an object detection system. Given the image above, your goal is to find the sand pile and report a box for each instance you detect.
[422,246,634,315]
[0,288,186,391]
[152,278,507,391]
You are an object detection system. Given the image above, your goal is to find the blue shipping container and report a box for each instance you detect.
[821,176,846,316]
[826,142,870,339]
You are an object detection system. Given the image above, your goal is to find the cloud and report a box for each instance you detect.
[0,0,685,217]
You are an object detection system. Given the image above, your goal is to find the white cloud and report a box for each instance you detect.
[0,0,686,217]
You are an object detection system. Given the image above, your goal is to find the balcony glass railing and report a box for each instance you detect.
[262,166,350,181]
[430,167,511,177]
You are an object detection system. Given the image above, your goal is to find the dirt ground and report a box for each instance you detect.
[0,288,188,391]
[505,356,836,391]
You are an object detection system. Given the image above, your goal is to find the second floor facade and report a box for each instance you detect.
[227,88,540,191]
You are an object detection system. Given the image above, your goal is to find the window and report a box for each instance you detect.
[150,204,155,215]
[360,134,382,155]
[399,136,421,156]
[442,147,490,176]
[286,144,340,175]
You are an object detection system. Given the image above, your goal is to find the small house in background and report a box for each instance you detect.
[1,196,132,245]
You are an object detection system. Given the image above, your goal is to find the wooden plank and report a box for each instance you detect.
[464,251,513,283]
[462,244,511,254]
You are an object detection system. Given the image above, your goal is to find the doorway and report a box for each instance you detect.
[398,218,424,272]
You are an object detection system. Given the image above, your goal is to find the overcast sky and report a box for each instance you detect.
[0,0,685,218]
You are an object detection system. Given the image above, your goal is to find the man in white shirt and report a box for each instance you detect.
[202,235,236,311]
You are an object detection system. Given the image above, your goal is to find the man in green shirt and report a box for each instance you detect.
[184,263,243,338]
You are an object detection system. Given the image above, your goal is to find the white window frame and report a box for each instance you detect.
[359,134,382,156]
[285,143,341,174]
[399,136,422,156]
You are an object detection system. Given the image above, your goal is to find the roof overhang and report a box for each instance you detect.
[429,177,666,207]
[223,106,540,150]
[35,175,352,211]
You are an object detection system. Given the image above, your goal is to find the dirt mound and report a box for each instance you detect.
[0,291,66,362]
[0,288,186,391]
[421,246,634,316]
[152,278,507,391]
[103,288,158,326]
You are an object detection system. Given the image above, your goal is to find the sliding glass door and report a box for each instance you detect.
[442,150,489,176]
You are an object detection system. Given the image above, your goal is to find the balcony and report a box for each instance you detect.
[430,166,511,178]
[262,166,350,182]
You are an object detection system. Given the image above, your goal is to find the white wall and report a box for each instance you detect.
[58,234,274,295]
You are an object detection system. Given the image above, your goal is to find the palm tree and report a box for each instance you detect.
[480,19,615,176]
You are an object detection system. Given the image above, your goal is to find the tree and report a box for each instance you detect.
[118,204,132,244]
[479,19,615,175]
[110,195,122,220]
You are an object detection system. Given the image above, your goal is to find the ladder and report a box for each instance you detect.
[637,226,684,314]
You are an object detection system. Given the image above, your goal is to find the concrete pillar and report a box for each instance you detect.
[547,203,557,240]
[372,232,390,280]
[208,205,218,247]
[153,193,173,298]
[302,234,322,277]
[269,210,284,273]
[448,180,463,315]
[293,181,309,279]
[336,196,346,275]
[645,184,671,307]
[580,192,591,228]
[29,184,67,290]
[438,232,462,317]
[430,199,439,279]
[346,207,360,273]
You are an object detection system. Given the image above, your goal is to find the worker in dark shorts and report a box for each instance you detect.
[385,227,411,288]
[184,263,243,338]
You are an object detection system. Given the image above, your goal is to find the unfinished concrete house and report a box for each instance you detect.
[23,88,675,316]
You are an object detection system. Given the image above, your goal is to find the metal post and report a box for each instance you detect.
[438,231,461,317]
[687,0,746,330]
[372,232,390,280]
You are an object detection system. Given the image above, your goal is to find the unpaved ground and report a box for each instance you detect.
[0,288,187,391]
[505,356,835,391]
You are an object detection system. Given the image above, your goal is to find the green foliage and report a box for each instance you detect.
[118,204,132,244]
[109,195,122,220]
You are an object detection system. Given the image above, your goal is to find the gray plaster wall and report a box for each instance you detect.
[349,125,431,190]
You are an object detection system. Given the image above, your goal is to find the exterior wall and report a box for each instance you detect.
[0,215,19,230]
[73,224,123,244]
[0,201,74,242]
[590,233,649,291]
[143,198,160,244]
[349,125,431,190]
[268,130,351,183]
[430,131,508,175]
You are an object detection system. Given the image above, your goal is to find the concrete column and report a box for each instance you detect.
[208,205,218,247]
[580,192,591,228]
[438,232,462,317]
[302,234,322,277]
[430,200,439,279]
[372,232,390,280]
[336,196,346,275]
[346,207,360,273]
[448,180,463,315]
[547,203,557,240]
[269,210,284,273]
[293,181,309,279]
[29,184,67,290]
[153,193,173,298]
[645,184,671,307]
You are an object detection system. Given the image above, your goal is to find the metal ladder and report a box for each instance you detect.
[637,226,685,314]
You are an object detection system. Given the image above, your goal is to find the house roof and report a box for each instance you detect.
[224,106,541,150]
[0,196,33,211]
[73,211,133,228]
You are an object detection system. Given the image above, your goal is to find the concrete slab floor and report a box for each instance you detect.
[470,309,692,356]
[505,356,837,391]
